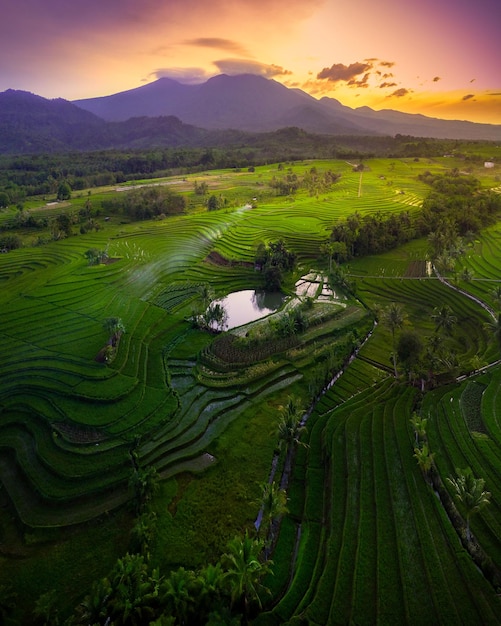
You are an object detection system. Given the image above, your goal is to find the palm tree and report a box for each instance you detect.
[129,510,158,556]
[446,467,491,542]
[161,567,196,624]
[74,578,111,625]
[258,480,289,549]
[410,412,427,444]
[222,532,271,622]
[431,304,456,336]
[275,396,306,487]
[129,466,159,514]
[195,562,225,620]
[33,590,59,626]
[484,313,501,355]
[413,443,435,482]
[106,553,158,626]
[490,285,501,309]
[382,302,405,377]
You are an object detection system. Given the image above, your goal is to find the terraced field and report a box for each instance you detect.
[1,158,501,623]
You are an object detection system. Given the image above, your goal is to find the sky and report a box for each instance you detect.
[1,0,500,124]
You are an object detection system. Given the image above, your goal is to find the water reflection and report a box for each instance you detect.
[215,289,286,330]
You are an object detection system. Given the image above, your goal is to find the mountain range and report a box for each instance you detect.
[1,74,500,155]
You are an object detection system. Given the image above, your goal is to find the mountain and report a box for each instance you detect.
[73,74,501,141]
[0,89,112,153]
[73,74,369,134]
[0,90,213,154]
[1,75,501,155]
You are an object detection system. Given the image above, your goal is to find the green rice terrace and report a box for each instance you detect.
[1,155,501,624]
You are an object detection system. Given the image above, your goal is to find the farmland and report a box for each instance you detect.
[1,154,501,623]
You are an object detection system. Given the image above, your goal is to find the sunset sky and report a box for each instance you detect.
[1,0,500,124]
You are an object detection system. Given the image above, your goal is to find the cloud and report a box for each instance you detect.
[183,38,250,55]
[317,61,372,83]
[348,72,370,88]
[433,76,441,82]
[152,67,211,84]
[388,88,411,98]
[378,60,395,68]
[213,58,292,77]
[379,81,398,88]
[462,93,475,101]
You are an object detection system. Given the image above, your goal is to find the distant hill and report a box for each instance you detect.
[0,90,214,154]
[0,89,112,153]
[74,74,501,141]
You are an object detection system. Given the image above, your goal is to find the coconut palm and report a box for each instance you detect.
[33,590,59,626]
[431,304,457,335]
[413,443,435,480]
[484,312,501,355]
[129,466,159,514]
[275,396,306,487]
[410,412,428,444]
[195,562,225,620]
[258,480,289,549]
[161,567,196,624]
[382,302,405,377]
[222,532,271,621]
[490,285,501,309]
[446,467,491,542]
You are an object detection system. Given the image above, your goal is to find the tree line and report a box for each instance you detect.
[327,171,501,261]
[0,136,495,208]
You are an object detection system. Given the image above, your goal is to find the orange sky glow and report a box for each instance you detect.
[1,0,500,124]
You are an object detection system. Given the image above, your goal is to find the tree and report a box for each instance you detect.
[195,562,226,621]
[257,480,288,548]
[207,194,220,211]
[129,466,159,514]
[203,302,228,332]
[397,329,423,380]
[410,412,427,444]
[104,316,126,338]
[484,313,501,355]
[129,510,158,556]
[161,567,196,624]
[275,396,306,487]
[222,532,271,621]
[382,302,406,377]
[33,589,59,626]
[447,467,491,542]
[57,180,71,201]
[0,191,10,208]
[490,285,501,309]
[413,443,435,480]
[320,240,347,271]
[85,247,108,265]
[106,554,158,626]
[431,304,456,335]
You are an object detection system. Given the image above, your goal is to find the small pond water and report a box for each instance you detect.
[215,289,286,330]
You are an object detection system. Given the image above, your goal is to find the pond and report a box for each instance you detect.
[214,289,286,330]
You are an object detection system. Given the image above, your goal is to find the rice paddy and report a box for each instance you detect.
[1,156,501,622]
